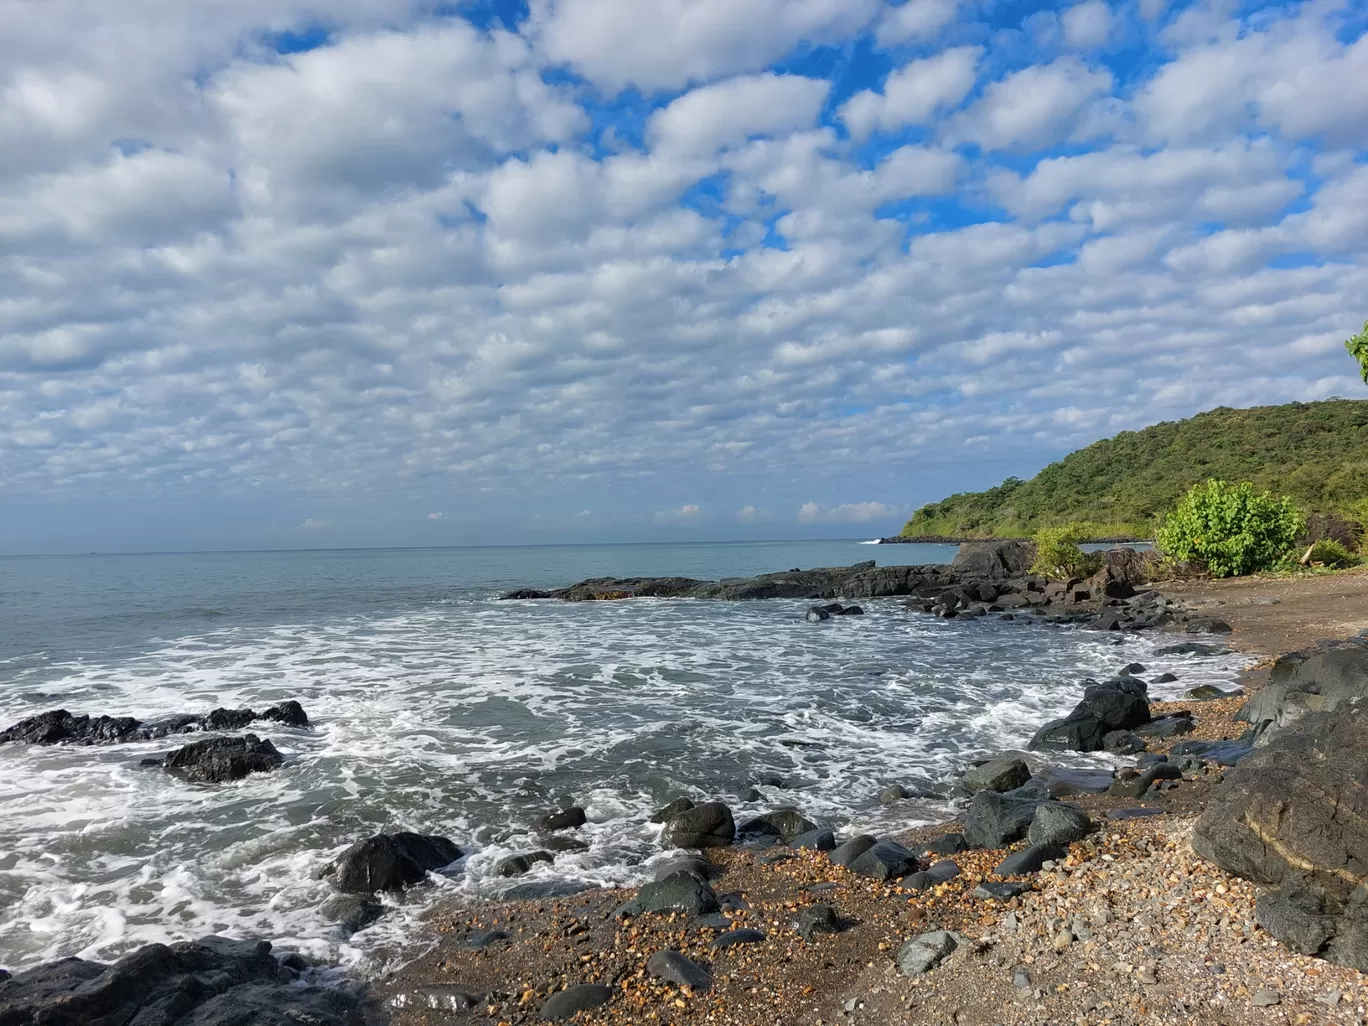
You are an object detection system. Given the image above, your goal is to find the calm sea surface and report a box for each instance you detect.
[0,540,1241,973]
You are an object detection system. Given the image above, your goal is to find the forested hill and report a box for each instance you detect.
[901,399,1368,540]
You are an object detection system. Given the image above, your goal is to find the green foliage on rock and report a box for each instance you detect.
[1029,524,1104,579]
[1348,321,1368,384]
[900,399,1368,540]
[1156,480,1305,578]
[1307,539,1362,569]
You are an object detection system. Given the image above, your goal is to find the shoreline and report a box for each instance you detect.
[372,564,1368,1026]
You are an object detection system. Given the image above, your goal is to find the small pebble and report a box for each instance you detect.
[1251,989,1281,1007]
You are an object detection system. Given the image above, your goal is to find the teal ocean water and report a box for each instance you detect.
[0,541,1241,974]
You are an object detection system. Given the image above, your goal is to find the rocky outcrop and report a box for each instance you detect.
[660,802,735,849]
[1234,635,1368,741]
[0,701,309,746]
[151,733,284,783]
[321,832,463,894]
[0,936,362,1026]
[1028,678,1151,752]
[1192,701,1368,971]
[950,541,1035,579]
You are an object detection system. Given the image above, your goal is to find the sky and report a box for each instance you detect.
[1,0,1366,553]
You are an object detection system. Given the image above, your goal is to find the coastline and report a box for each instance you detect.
[373,565,1368,1026]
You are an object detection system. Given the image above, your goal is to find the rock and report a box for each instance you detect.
[1251,990,1281,1007]
[994,841,1067,876]
[1170,738,1254,766]
[1121,662,1146,675]
[1107,763,1181,798]
[160,734,283,783]
[541,984,613,1020]
[661,802,735,849]
[691,913,732,930]
[897,930,970,977]
[829,834,878,868]
[879,784,910,804]
[1186,684,1240,700]
[789,828,836,851]
[646,950,712,990]
[651,856,713,882]
[651,797,696,823]
[494,851,554,877]
[320,895,385,934]
[795,904,843,940]
[951,541,1035,579]
[1028,677,1150,752]
[962,757,1031,793]
[0,702,316,747]
[710,928,766,951]
[903,860,960,891]
[536,806,586,831]
[465,930,511,949]
[321,832,463,894]
[806,606,832,622]
[923,833,970,855]
[972,881,1031,900]
[1235,637,1368,740]
[848,839,919,881]
[541,835,590,853]
[1192,702,1368,970]
[963,792,1045,849]
[1026,803,1091,847]
[1156,642,1229,656]
[258,701,310,727]
[738,807,817,843]
[0,937,360,1026]
[1154,672,1179,684]
[1186,617,1233,634]
[615,871,719,919]
[1102,730,1147,754]
[1034,766,1114,796]
[1135,713,1194,738]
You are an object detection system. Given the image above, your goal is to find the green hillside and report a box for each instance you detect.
[901,399,1368,540]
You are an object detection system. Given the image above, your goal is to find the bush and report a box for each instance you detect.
[1157,480,1305,578]
[1306,539,1362,569]
[1030,524,1105,579]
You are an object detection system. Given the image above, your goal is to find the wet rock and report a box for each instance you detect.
[994,841,1067,876]
[904,860,960,891]
[738,807,817,843]
[962,757,1031,793]
[1169,738,1254,766]
[1028,677,1150,752]
[897,930,970,977]
[1186,684,1240,700]
[1154,672,1179,684]
[541,984,613,1020]
[160,733,283,783]
[1121,662,1147,675]
[320,894,385,934]
[1135,713,1194,739]
[651,856,714,882]
[806,605,832,622]
[1235,637,1368,740]
[829,834,878,868]
[647,950,712,990]
[1027,802,1092,847]
[541,835,590,853]
[465,930,511,949]
[1034,765,1114,796]
[1102,730,1147,754]
[0,937,360,1026]
[795,904,843,941]
[848,839,919,881]
[615,871,720,919]
[661,802,735,849]
[536,806,586,831]
[1107,762,1181,798]
[650,797,696,823]
[0,701,312,747]
[1156,642,1229,657]
[321,832,463,894]
[710,928,765,951]
[951,541,1035,579]
[789,828,836,852]
[963,792,1045,849]
[923,833,970,856]
[494,850,554,878]
[879,784,910,804]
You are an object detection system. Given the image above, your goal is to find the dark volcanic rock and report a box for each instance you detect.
[320,894,385,934]
[973,881,1032,900]
[904,859,961,891]
[923,833,970,856]
[536,806,587,831]
[1107,762,1182,798]
[795,904,843,940]
[1034,765,1114,796]
[995,841,1067,876]
[661,802,735,849]
[951,541,1035,579]
[829,834,878,868]
[806,605,831,622]
[710,928,766,951]
[1192,701,1368,970]
[161,734,283,783]
[738,807,818,844]
[963,792,1046,849]
[615,871,719,918]
[541,984,613,1020]
[494,851,553,878]
[1102,730,1147,754]
[1028,677,1150,752]
[321,832,463,894]
[651,856,714,882]
[789,828,836,851]
[848,839,919,881]
[651,797,696,823]
[1135,713,1194,739]
[647,950,712,990]
[962,757,1031,793]
[257,700,310,727]
[0,702,311,747]
[0,936,360,1026]
[1235,637,1368,740]
[1026,802,1091,847]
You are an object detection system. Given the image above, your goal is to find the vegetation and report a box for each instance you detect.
[1306,538,1361,569]
[1349,321,1368,384]
[1029,524,1104,580]
[1156,480,1304,578]
[901,399,1368,539]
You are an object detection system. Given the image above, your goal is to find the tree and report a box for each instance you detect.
[1349,320,1368,384]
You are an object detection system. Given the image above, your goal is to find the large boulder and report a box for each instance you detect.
[321,832,463,894]
[962,757,1031,793]
[158,734,284,783]
[950,541,1035,580]
[1192,703,1368,971]
[615,870,719,918]
[1028,678,1151,752]
[738,808,817,843]
[661,802,735,849]
[0,937,360,1026]
[848,840,919,881]
[963,792,1045,849]
[1235,637,1368,741]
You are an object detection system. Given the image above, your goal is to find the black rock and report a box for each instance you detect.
[161,734,283,783]
[951,541,1035,579]
[1235,637,1368,739]
[795,904,843,941]
[647,950,712,990]
[972,881,1031,900]
[1136,713,1194,739]
[963,792,1045,849]
[541,984,613,1020]
[494,850,554,877]
[789,829,836,852]
[738,807,818,844]
[1028,677,1150,752]
[1122,662,1147,675]
[652,856,714,882]
[1026,802,1091,847]
[258,700,310,727]
[962,757,1031,793]
[1154,672,1179,684]
[504,879,596,900]
[320,894,385,934]
[1102,730,1147,754]
[465,930,511,949]
[1107,762,1182,798]
[1186,617,1233,635]
[710,928,766,951]
[542,835,591,853]
[1156,642,1229,656]
[904,859,960,891]
[994,841,1067,876]
[806,606,832,622]
[651,797,696,823]
[848,840,919,881]
[1185,684,1239,700]
[615,871,720,919]
[537,806,587,831]
[321,832,463,894]
[1033,766,1114,796]
[661,802,735,849]
[829,834,878,868]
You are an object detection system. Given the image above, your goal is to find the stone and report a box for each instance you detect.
[1186,617,1233,634]
[829,834,878,868]
[1251,990,1281,1007]
[1156,642,1229,657]
[795,904,843,940]
[848,839,919,881]
[962,757,1031,793]
[903,860,960,891]
[923,833,970,856]
[897,930,970,977]
[465,930,511,949]
[652,856,713,882]
[661,801,735,849]
[615,871,719,919]
[647,950,712,990]
[320,895,385,934]
[962,792,1045,849]
[951,541,1035,579]
[0,703,312,746]
[1034,766,1114,796]
[879,784,909,804]
[541,835,590,854]
[651,797,696,823]
[158,733,284,783]
[1107,762,1181,799]
[994,842,1067,876]
[258,701,309,727]
[972,881,1031,900]
[1154,672,1179,684]
[710,928,765,951]
[1028,678,1150,752]
[541,984,613,1019]
[1121,662,1147,675]
[1235,637,1368,740]
[1185,684,1238,700]
[789,828,836,852]
[536,806,586,831]
[321,832,463,894]
[806,605,832,622]
[1135,714,1194,739]
[1102,730,1146,754]
[493,850,553,877]
[738,807,818,843]
[1026,802,1091,847]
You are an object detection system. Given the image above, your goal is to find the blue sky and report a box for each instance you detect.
[0,0,1365,552]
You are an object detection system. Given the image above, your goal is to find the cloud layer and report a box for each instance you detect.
[1,0,1365,549]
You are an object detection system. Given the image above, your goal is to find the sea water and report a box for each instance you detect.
[0,541,1244,974]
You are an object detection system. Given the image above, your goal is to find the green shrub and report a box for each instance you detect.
[1157,479,1305,578]
[1307,539,1362,569]
[1030,524,1105,579]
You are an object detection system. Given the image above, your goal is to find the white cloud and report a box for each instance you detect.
[1061,1,1114,49]
[874,0,959,46]
[427,511,445,520]
[840,47,981,141]
[647,73,830,156]
[654,504,704,523]
[797,501,900,523]
[736,504,767,522]
[950,57,1114,152]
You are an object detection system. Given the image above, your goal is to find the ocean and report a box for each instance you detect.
[0,540,1244,975]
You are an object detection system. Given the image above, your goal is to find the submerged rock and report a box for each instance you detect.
[321,832,463,894]
[158,733,284,783]
[1028,677,1151,752]
[0,702,310,746]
